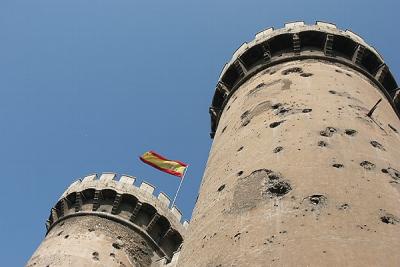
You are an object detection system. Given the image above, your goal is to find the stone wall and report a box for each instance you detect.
[178,22,400,267]
[28,216,154,266]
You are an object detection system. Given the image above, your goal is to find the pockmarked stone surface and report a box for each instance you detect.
[177,22,400,267]
[27,216,153,267]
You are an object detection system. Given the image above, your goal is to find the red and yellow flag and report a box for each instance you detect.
[139,151,188,178]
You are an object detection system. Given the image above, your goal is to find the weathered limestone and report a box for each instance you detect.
[178,22,400,266]
[27,173,187,267]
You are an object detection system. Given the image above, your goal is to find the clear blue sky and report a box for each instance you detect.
[0,0,399,265]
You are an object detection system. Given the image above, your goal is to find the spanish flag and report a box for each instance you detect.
[140,151,188,178]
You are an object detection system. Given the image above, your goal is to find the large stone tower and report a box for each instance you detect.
[177,22,400,266]
[27,173,187,266]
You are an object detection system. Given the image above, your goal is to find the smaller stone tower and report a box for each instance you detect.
[27,173,187,267]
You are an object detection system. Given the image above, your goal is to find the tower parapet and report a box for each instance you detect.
[27,173,187,267]
[210,21,399,137]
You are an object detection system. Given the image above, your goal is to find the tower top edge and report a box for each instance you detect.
[60,172,188,228]
[209,21,399,137]
[222,21,379,78]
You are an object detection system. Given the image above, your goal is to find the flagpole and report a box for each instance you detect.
[171,166,188,208]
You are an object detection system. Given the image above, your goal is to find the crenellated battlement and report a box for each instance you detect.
[46,173,188,260]
[209,21,399,137]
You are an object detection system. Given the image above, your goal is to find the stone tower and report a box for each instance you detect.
[27,173,187,266]
[177,22,400,266]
